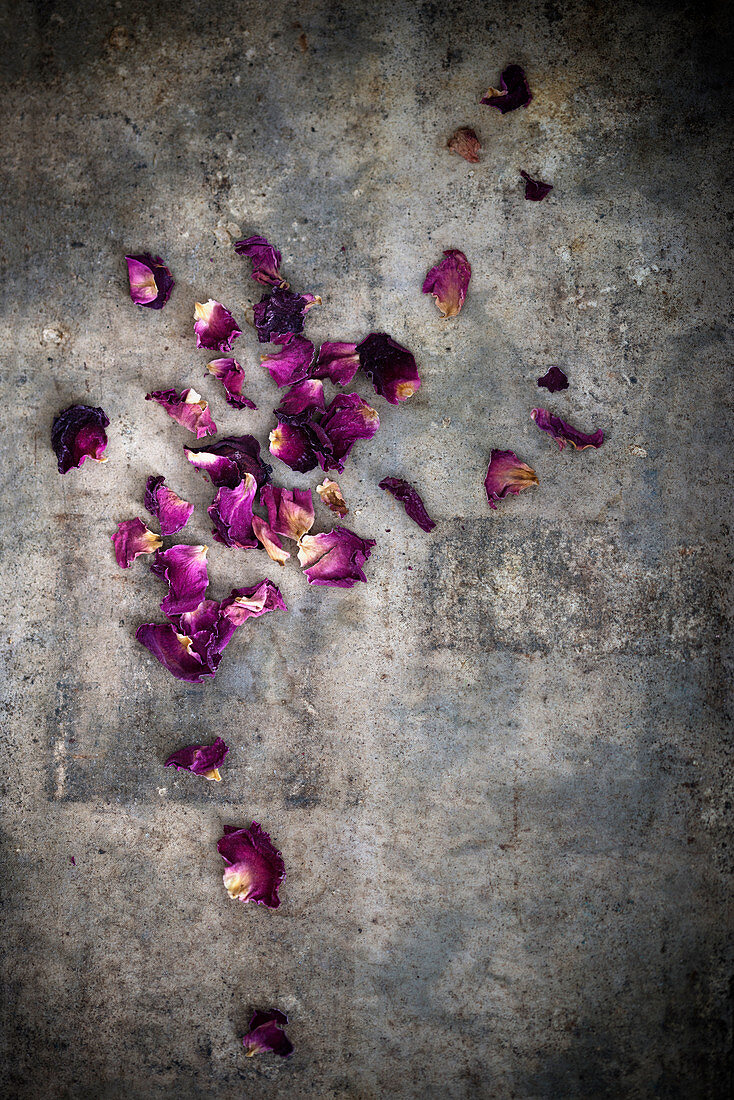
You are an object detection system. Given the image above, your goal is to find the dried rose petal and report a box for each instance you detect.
[261,486,314,543]
[185,435,272,491]
[150,544,209,616]
[531,408,604,451]
[125,253,174,309]
[252,515,290,565]
[194,299,242,352]
[146,388,217,438]
[208,474,258,549]
[135,623,215,682]
[520,170,553,201]
[537,366,568,393]
[447,127,481,162]
[319,393,380,472]
[297,527,376,587]
[316,478,348,517]
[253,287,321,343]
[111,518,162,567]
[165,737,229,781]
[274,379,326,422]
[206,358,257,410]
[357,333,421,404]
[52,404,109,474]
[481,65,532,112]
[485,449,539,508]
[233,235,286,288]
[261,336,315,386]
[422,249,471,319]
[311,342,360,386]
[243,1010,293,1058]
[220,579,287,625]
[217,822,285,908]
[378,477,436,532]
[144,476,194,536]
[269,420,332,474]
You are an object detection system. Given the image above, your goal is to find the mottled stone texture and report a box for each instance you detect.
[0,0,732,1096]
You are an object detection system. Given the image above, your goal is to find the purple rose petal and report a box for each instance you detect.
[319,392,380,472]
[135,623,215,683]
[208,474,258,549]
[269,420,332,474]
[261,336,315,386]
[531,408,604,450]
[422,249,471,318]
[260,486,315,543]
[144,476,194,536]
[252,515,290,565]
[297,526,376,587]
[206,358,257,410]
[218,822,285,909]
[146,388,217,438]
[184,435,272,490]
[485,449,539,509]
[125,253,174,309]
[537,366,568,393]
[378,477,436,532]
[357,333,421,404]
[520,170,553,201]
[253,287,321,343]
[311,342,360,386]
[481,65,532,112]
[51,404,109,474]
[243,1010,293,1058]
[274,379,326,422]
[111,518,162,567]
[150,544,209,616]
[165,737,229,781]
[233,235,287,288]
[194,299,242,352]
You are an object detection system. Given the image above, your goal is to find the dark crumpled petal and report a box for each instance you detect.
[531,408,604,450]
[447,127,481,162]
[217,822,285,908]
[146,388,217,438]
[208,474,258,549]
[165,736,229,781]
[316,478,348,517]
[319,393,380,472]
[194,299,242,352]
[520,170,553,201]
[206,358,257,410]
[269,420,332,474]
[111,518,162,567]
[311,342,360,386]
[379,477,436,532]
[481,64,532,112]
[135,623,215,682]
[252,515,290,565]
[185,435,272,490]
[537,366,568,393]
[253,287,321,343]
[150,544,209,616]
[145,476,194,536]
[261,336,315,386]
[125,253,174,309]
[261,486,314,543]
[274,379,326,422]
[357,333,421,404]
[51,404,109,473]
[485,449,539,508]
[243,1010,293,1058]
[297,527,376,587]
[422,249,471,318]
[233,235,287,288]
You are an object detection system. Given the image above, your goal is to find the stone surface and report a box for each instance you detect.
[1,1,732,1097]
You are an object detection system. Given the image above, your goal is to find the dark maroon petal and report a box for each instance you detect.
[357,333,421,404]
[51,404,109,474]
[208,474,258,549]
[233,235,287,288]
[185,435,272,490]
[146,388,217,438]
[243,1010,293,1058]
[269,421,332,473]
[111,518,162,567]
[531,408,604,451]
[316,479,349,517]
[274,379,326,422]
[206,358,257,410]
[379,477,436,532]
[520,170,553,201]
[194,300,242,352]
[485,449,539,509]
[311,342,360,386]
[537,366,568,393]
[220,578,287,625]
[481,65,532,112]
[260,486,315,542]
[297,527,376,587]
[135,623,215,682]
[150,545,209,616]
[125,253,174,309]
[144,476,194,536]
[165,736,229,781]
[253,287,321,343]
[217,822,285,908]
[422,250,471,318]
[319,393,380,472]
[261,336,315,387]
[447,127,481,162]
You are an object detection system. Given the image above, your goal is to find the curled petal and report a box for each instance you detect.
[379,477,436,532]
[185,435,272,490]
[165,737,229,781]
[151,544,209,616]
[297,527,376,588]
[206,358,257,410]
[481,64,532,112]
[243,1010,293,1058]
[261,336,315,386]
[531,408,604,451]
[316,478,348,517]
[261,486,315,543]
[111,518,162,567]
[537,366,568,393]
[125,253,174,309]
[269,420,332,473]
[319,393,380,472]
[312,342,360,386]
[194,299,242,352]
[135,623,214,682]
[447,127,481,162]
[520,170,553,201]
[218,822,285,908]
[485,449,539,508]
[220,579,287,626]
[51,404,109,474]
[208,474,258,549]
[233,235,287,288]
[252,515,290,565]
[144,476,194,536]
[274,379,326,422]
[422,249,471,318]
[146,388,217,438]
[357,333,421,404]
[253,287,321,343]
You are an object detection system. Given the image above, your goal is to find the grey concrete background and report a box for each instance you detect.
[0,0,732,1096]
